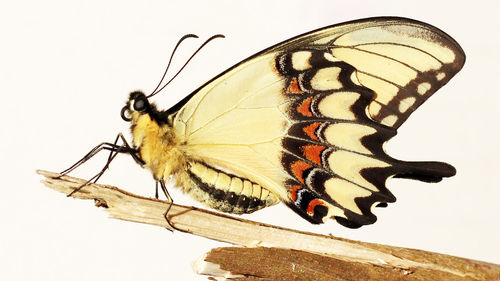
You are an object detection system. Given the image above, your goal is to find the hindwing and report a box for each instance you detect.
[171,17,464,228]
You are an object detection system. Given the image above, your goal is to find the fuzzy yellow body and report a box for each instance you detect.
[130,111,278,214]
[131,112,185,182]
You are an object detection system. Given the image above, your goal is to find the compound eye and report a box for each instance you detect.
[133,97,147,112]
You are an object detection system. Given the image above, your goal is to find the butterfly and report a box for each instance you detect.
[64,17,465,229]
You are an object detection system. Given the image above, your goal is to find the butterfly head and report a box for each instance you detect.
[121,91,150,122]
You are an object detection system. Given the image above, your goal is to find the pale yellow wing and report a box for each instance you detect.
[171,17,464,227]
[173,52,291,199]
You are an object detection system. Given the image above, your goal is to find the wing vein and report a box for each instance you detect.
[350,42,446,65]
[332,45,430,75]
[187,77,287,137]
[280,148,384,195]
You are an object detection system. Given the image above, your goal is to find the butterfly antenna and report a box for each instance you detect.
[151,34,225,96]
[147,34,199,98]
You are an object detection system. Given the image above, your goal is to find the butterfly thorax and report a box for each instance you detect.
[130,110,186,182]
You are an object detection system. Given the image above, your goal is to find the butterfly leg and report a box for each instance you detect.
[61,133,143,196]
[155,181,159,199]
[158,180,183,232]
[59,142,119,176]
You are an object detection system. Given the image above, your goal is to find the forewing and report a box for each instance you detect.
[272,17,465,128]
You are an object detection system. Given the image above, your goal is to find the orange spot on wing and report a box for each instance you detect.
[289,185,302,202]
[303,122,321,141]
[301,145,326,166]
[290,161,312,183]
[297,97,313,117]
[307,199,325,215]
[288,78,303,94]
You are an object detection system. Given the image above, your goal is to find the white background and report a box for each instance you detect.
[1,0,499,280]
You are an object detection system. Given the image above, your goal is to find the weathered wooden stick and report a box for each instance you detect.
[38,170,500,281]
[194,247,500,281]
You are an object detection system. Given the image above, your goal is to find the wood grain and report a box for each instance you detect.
[38,170,500,281]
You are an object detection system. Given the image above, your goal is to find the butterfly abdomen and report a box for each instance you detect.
[186,162,279,214]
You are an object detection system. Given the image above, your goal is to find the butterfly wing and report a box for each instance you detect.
[171,17,465,227]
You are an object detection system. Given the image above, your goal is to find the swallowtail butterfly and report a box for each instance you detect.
[64,17,465,228]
